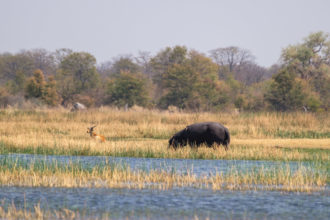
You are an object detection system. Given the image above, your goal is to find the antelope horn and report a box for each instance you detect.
[88,125,97,130]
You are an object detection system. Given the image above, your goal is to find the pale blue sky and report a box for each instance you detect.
[0,0,329,67]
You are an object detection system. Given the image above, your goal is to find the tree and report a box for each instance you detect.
[188,51,219,109]
[24,49,56,76]
[0,53,34,94]
[159,51,220,110]
[239,82,268,111]
[135,51,153,79]
[150,46,188,89]
[43,76,60,106]
[56,52,99,105]
[281,31,330,79]
[25,69,60,106]
[235,63,268,85]
[25,69,45,99]
[280,31,330,109]
[53,48,73,66]
[209,46,255,79]
[97,61,113,78]
[110,56,141,77]
[213,80,232,110]
[151,46,221,110]
[107,71,150,108]
[265,69,305,111]
[159,63,199,109]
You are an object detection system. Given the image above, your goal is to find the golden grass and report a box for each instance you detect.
[0,107,329,138]
[232,138,330,149]
[1,138,329,161]
[0,162,326,192]
[0,108,329,161]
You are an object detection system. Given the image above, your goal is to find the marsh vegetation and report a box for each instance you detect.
[0,108,329,160]
[0,109,329,219]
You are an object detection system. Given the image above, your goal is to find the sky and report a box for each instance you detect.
[0,0,329,67]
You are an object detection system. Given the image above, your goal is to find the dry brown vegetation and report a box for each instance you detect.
[0,107,328,219]
[0,160,326,192]
[0,108,329,161]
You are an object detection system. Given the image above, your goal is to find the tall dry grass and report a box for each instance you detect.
[0,108,329,161]
[0,159,327,192]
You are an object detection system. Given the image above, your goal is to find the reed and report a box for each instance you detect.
[0,202,85,220]
[0,157,327,192]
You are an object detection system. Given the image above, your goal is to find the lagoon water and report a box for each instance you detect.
[0,154,329,219]
[0,153,315,177]
[0,186,329,219]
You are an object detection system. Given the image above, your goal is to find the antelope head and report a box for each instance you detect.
[87,125,97,135]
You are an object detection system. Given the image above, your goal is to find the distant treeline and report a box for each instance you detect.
[0,31,329,112]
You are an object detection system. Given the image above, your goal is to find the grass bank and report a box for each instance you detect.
[1,140,329,162]
[0,108,329,161]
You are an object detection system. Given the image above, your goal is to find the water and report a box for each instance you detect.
[0,153,316,177]
[0,154,328,219]
[0,187,329,219]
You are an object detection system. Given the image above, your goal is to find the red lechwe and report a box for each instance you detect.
[87,125,106,143]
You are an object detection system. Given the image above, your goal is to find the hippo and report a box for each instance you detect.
[169,122,230,150]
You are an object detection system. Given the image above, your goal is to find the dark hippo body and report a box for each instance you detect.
[169,122,230,150]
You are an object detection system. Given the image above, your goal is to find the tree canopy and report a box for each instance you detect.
[0,31,328,112]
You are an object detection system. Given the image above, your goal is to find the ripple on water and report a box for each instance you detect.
[0,187,329,219]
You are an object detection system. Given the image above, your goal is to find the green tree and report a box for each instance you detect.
[25,69,60,106]
[265,69,305,111]
[110,57,141,77]
[43,76,60,106]
[107,71,150,108]
[187,51,219,110]
[239,82,268,112]
[0,53,34,94]
[281,31,330,109]
[25,69,45,98]
[159,64,198,109]
[159,51,220,110]
[281,31,329,80]
[56,52,99,104]
[150,46,188,98]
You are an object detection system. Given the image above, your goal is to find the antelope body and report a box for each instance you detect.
[87,126,106,143]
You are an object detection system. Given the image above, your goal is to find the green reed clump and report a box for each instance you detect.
[0,155,129,175]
